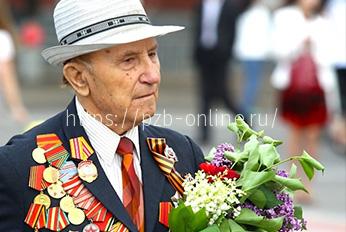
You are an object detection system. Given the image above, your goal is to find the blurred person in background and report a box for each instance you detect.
[325,0,346,151]
[193,0,249,144]
[0,0,28,124]
[271,0,337,203]
[234,0,271,117]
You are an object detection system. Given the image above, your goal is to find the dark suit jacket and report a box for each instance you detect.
[0,99,204,232]
[193,0,244,66]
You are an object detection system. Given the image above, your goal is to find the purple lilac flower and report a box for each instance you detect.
[277,170,289,178]
[241,191,306,232]
[211,143,234,167]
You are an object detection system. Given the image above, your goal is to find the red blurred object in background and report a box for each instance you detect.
[20,20,45,47]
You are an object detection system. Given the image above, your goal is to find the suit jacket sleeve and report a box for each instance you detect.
[0,150,24,231]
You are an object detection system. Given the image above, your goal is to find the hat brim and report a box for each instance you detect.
[42,24,184,65]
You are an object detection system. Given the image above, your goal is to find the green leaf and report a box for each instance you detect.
[248,187,282,209]
[219,219,231,232]
[238,170,275,192]
[258,144,280,168]
[200,225,221,232]
[228,122,239,134]
[261,187,283,208]
[235,208,284,232]
[228,219,246,232]
[243,137,260,171]
[300,151,325,172]
[294,206,303,219]
[273,175,307,192]
[289,164,297,178]
[205,147,217,162]
[262,136,283,146]
[168,203,209,232]
[224,151,249,164]
[190,209,209,231]
[248,189,266,208]
[299,159,315,180]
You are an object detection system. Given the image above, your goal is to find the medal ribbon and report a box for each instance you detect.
[146,138,185,195]
[46,207,69,231]
[74,187,95,209]
[24,203,46,230]
[28,165,49,191]
[94,212,118,231]
[37,134,62,151]
[44,144,70,168]
[62,175,84,197]
[110,221,129,232]
[159,202,173,227]
[69,137,94,160]
[85,200,107,222]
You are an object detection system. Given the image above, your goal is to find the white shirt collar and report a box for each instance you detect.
[75,97,140,166]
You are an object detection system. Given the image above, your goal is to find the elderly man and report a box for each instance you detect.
[0,0,204,231]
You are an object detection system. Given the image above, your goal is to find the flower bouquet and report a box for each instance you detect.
[168,116,324,232]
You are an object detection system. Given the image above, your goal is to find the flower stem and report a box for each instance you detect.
[263,155,301,172]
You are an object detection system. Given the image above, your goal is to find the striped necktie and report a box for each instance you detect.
[116,137,144,232]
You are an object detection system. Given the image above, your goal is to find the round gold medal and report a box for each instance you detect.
[43,166,60,183]
[68,208,85,225]
[78,160,98,183]
[47,181,66,199]
[32,147,46,164]
[33,192,51,209]
[60,195,75,213]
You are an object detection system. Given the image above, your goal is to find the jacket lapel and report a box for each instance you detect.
[60,98,137,232]
[139,125,167,232]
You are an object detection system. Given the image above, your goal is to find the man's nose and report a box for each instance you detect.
[139,56,160,84]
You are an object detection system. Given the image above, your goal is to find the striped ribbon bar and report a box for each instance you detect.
[24,203,46,230]
[94,212,118,232]
[46,207,69,231]
[69,137,94,160]
[159,202,173,227]
[110,221,129,232]
[85,200,103,220]
[146,138,185,195]
[28,165,49,191]
[74,187,95,209]
[62,175,84,197]
[44,144,70,169]
[37,134,62,151]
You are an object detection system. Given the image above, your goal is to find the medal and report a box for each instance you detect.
[59,161,78,183]
[32,147,47,164]
[43,166,60,183]
[60,195,76,213]
[68,207,85,225]
[78,160,98,183]
[33,192,51,209]
[83,223,100,232]
[48,181,66,199]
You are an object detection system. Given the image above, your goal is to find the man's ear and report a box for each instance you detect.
[63,61,90,97]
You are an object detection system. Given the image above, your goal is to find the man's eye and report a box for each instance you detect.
[149,52,157,58]
[124,57,135,63]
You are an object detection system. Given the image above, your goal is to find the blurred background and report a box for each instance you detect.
[0,0,345,231]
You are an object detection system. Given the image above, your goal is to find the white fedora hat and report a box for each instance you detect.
[41,0,184,65]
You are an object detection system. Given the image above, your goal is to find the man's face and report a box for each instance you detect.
[83,38,161,132]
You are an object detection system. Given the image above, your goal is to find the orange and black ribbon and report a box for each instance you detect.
[146,138,185,196]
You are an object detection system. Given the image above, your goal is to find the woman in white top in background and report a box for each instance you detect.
[271,0,337,203]
[234,0,271,116]
[0,0,28,124]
